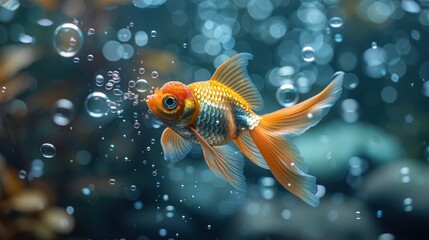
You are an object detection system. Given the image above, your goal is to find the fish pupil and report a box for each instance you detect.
[163,96,177,109]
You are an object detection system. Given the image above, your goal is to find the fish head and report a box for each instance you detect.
[146,81,199,128]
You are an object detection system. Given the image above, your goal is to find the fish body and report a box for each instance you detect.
[173,81,261,146]
[146,53,344,207]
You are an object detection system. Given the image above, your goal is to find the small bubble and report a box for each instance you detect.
[113,88,123,96]
[53,99,75,126]
[87,28,95,35]
[151,71,159,78]
[163,194,169,201]
[18,170,27,179]
[355,211,361,220]
[87,54,94,61]
[73,57,80,63]
[129,22,134,27]
[334,33,343,42]
[146,146,151,151]
[276,84,299,107]
[135,79,149,93]
[302,46,315,62]
[151,30,157,37]
[108,178,116,185]
[151,138,156,144]
[70,37,76,46]
[81,187,90,195]
[183,43,187,48]
[66,206,74,215]
[207,225,211,230]
[377,210,383,218]
[138,67,145,74]
[130,185,137,191]
[152,170,157,176]
[159,228,167,237]
[403,197,413,212]
[40,143,56,158]
[329,17,343,28]
[371,41,378,49]
[1,86,6,93]
[105,82,113,90]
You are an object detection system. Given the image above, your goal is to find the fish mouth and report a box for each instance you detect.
[146,88,160,113]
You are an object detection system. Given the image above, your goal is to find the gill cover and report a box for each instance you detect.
[148,81,199,128]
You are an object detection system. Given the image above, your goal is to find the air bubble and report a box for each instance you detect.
[138,67,145,74]
[18,170,27,179]
[355,211,361,220]
[329,17,343,28]
[73,57,80,63]
[53,99,75,126]
[151,71,159,78]
[302,46,315,62]
[117,28,132,42]
[87,28,95,35]
[40,143,56,158]
[135,79,149,92]
[109,178,116,185]
[276,84,298,107]
[130,185,137,191]
[84,92,110,117]
[1,86,6,93]
[113,88,123,96]
[87,54,94,61]
[128,80,136,88]
[53,23,83,58]
[151,30,157,37]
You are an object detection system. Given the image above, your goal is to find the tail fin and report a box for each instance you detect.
[261,71,343,137]
[247,74,344,207]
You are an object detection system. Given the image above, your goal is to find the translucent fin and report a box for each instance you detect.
[161,127,194,163]
[234,131,269,169]
[261,71,344,137]
[249,126,319,207]
[210,53,264,110]
[190,127,247,191]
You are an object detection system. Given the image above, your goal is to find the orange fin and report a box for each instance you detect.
[261,71,344,136]
[161,127,194,163]
[189,127,247,191]
[249,126,319,207]
[234,131,268,169]
[210,53,264,110]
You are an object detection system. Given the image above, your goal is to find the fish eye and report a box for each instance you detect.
[162,95,178,110]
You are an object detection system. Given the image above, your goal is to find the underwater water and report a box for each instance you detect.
[1,0,429,239]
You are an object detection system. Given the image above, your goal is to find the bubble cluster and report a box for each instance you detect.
[53,23,83,58]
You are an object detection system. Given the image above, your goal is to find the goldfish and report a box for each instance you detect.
[146,53,343,207]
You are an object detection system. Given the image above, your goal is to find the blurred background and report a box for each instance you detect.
[1,0,429,239]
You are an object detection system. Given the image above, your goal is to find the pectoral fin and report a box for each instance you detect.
[189,126,247,191]
[161,127,194,163]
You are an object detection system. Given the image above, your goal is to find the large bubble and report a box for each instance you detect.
[84,92,110,118]
[53,23,84,58]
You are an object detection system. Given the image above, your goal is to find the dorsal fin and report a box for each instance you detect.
[210,53,264,111]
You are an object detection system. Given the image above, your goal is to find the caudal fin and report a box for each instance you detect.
[246,74,344,207]
[261,71,343,137]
